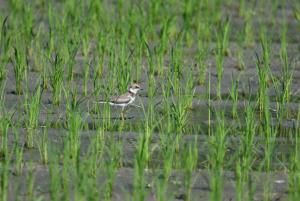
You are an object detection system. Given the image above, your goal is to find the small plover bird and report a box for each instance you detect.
[98,83,142,118]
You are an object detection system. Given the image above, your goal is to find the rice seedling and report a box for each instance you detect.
[182,138,198,201]
[196,22,210,85]
[0,119,8,166]
[256,27,272,117]
[215,18,230,99]
[243,9,254,48]
[0,114,10,201]
[82,32,91,96]
[0,152,9,201]
[0,16,10,82]
[235,103,256,201]
[287,106,300,200]
[65,105,83,162]
[229,76,239,119]
[208,111,228,201]
[37,126,49,164]
[133,130,149,201]
[49,53,64,105]
[103,148,119,200]
[10,125,24,176]
[26,162,35,200]
[48,154,62,201]
[11,41,28,95]
[155,135,174,201]
[24,84,42,148]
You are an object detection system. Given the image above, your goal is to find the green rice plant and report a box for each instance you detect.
[0,117,8,152]
[31,24,46,72]
[61,140,71,201]
[47,3,55,55]
[260,95,276,201]
[0,16,10,82]
[208,111,228,201]
[156,17,172,76]
[50,53,64,105]
[160,81,173,133]
[103,156,118,200]
[85,129,105,177]
[170,34,184,82]
[280,6,290,93]
[239,0,246,16]
[215,19,230,99]
[11,44,28,95]
[74,155,100,200]
[133,42,143,82]
[168,72,194,168]
[82,32,91,96]
[196,22,210,85]
[207,69,212,136]
[182,0,193,29]
[294,0,300,22]
[261,89,277,171]
[270,0,280,27]
[235,103,255,201]
[277,12,293,125]
[66,33,79,82]
[117,36,132,92]
[24,84,42,148]
[26,162,35,200]
[9,0,23,11]
[221,19,230,57]
[93,32,105,86]
[0,150,9,201]
[10,125,24,176]
[196,51,208,86]
[170,71,194,133]
[0,113,11,201]
[236,32,246,71]
[287,105,300,200]
[103,135,123,200]
[133,131,149,201]
[155,136,174,201]
[48,154,62,201]
[22,4,35,45]
[208,0,222,23]
[146,76,156,129]
[14,141,24,175]
[182,138,198,201]
[66,110,83,162]
[243,9,254,48]
[63,84,83,163]
[37,126,48,164]
[256,28,272,117]
[133,92,154,200]
[229,76,239,119]
[236,48,245,71]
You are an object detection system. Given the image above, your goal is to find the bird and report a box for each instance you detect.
[97,83,142,119]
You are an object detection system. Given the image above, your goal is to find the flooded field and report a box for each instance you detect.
[0,0,300,200]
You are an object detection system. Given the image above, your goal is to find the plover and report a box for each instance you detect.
[98,83,142,118]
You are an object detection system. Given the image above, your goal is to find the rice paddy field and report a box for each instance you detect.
[1,0,300,200]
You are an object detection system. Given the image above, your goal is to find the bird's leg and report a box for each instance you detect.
[121,106,125,120]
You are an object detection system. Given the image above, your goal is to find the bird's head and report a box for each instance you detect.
[128,83,142,94]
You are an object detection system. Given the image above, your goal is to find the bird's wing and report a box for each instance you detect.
[110,93,132,104]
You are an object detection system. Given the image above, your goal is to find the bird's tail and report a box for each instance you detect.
[95,100,110,104]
